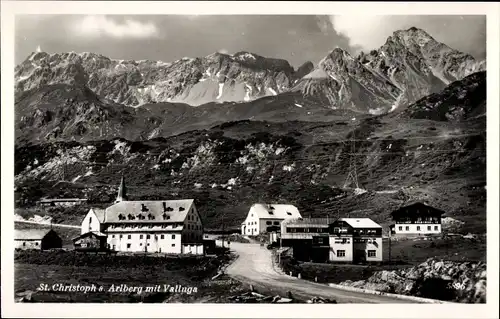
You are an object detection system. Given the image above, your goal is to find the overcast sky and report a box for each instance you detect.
[15,15,486,68]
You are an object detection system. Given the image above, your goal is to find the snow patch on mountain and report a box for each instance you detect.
[216,83,224,99]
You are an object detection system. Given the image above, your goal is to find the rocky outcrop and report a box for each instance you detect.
[292,48,402,114]
[339,258,486,303]
[357,27,485,110]
[398,71,486,121]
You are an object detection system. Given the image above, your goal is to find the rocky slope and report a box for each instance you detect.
[397,71,486,121]
[339,258,486,303]
[15,65,485,145]
[14,109,486,231]
[292,48,402,114]
[15,27,485,114]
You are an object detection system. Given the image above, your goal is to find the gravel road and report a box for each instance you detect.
[225,242,418,303]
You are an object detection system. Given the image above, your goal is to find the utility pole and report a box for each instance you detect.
[388,231,392,263]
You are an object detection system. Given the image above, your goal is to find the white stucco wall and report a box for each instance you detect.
[81,209,102,235]
[394,223,441,235]
[242,207,260,235]
[15,239,42,250]
[182,243,204,255]
[107,232,182,254]
[329,235,353,262]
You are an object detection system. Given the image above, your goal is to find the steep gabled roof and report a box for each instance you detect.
[72,231,107,241]
[104,199,195,223]
[339,218,382,229]
[391,202,445,218]
[250,204,302,220]
[91,208,106,223]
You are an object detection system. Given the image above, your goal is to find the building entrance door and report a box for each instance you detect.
[354,249,366,263]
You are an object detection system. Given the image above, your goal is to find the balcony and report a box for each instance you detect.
[281,232,329,240]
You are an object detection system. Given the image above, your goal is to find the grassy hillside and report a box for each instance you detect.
[14,114,486,232]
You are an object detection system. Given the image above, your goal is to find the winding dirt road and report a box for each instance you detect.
[225,242,418,303]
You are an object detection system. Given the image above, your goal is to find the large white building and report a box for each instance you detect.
[81,177,204,254]
[241,203,302,236]
[389,202,444,236]
[329,218,383,263]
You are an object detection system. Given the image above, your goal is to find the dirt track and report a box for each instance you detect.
[225,242,418,303]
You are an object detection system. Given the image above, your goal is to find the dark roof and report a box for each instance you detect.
[72,231,107,241]
[391,202,445,218]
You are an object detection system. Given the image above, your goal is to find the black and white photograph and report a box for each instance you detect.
[1,1,499,318]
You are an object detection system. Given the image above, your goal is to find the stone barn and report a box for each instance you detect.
[14,229,63,250]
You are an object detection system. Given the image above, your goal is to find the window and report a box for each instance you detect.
[172,244,175,247]
[273,221,279,225]
[147,243,150,246]
[89,217,92,224]
[266,221,272,225]
[161,235,164,239]
[427,226,431,231]
[398,226,402,231]
[172,235,176,239]
[23,242,26,246]
[368,250,376,258]
[112,235,115,238]
[287,212,292,216]
[337,250,346,257]
[434,226,439,231]
[179,207,185,211]
[417,226,421,231]
[120,235,123,239]
[127,243,131,249]
[405,226,409,231]
[140,243,142,246]
[140,235,143,239]
[128,235,132,239]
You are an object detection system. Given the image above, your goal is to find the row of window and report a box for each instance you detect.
[286,227,329,233]
[397,225,439,231]
[117,243,177,250]
[21,242,39,246]
[395,221,441,224]
[186,224,202,230]
[335,250,377,257]
[108,223,183,229]
[112,234,176,240]
[266,221,280,226]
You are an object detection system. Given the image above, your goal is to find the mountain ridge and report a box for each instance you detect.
[15,27,486,114]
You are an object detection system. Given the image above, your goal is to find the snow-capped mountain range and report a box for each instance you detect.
[15,27,485,115]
